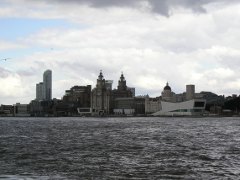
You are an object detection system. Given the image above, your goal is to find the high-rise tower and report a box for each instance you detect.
[36,82,44,100]
[43,70,52,100]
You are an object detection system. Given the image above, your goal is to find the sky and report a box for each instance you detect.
[1,0,240,104]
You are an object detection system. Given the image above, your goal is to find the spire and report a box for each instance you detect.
[120,72,125,82]
[98,70,103,80]
[118,72,127,91]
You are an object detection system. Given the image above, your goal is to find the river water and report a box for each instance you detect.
[0,117,240,179]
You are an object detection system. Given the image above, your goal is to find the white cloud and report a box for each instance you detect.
[1,1,240,104]
[0,40,26,51]
[0,68,31,104]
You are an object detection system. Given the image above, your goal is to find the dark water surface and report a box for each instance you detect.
[0,117,240,179]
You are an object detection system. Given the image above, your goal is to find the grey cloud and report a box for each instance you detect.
[17,69,37,77]
[40,0,239,16]
[0,67,11,78]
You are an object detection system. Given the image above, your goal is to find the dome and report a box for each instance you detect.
[164,82,171,91]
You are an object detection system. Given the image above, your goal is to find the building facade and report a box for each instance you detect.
[145,96,161,114]
[36,82,44,100]
[186,84,195,100]
[152,99,206,116]
[146,83,206,116]
[36,69,52,101]
[161,82,175,102]
[112,73,133,99]
[62,85,91,115]
[43,69,52,100]
[91,71,112,115]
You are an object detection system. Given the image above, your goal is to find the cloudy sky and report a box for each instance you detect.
[1,0,240,104]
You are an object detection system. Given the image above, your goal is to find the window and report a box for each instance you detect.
[194,101,205,107]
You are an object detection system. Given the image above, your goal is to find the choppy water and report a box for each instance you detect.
[0,117,240,179]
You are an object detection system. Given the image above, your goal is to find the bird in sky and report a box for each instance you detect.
[1,58,11,61]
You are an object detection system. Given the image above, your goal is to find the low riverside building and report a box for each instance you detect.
[145,96,161,114]
[0,104,14,116]
[152,99,206,116]
[113,97,145,116]
[113,97,135,115]
[14,103,30,117]
[0,103,30,117]
[146,83,206,116]
[29,100,54,116]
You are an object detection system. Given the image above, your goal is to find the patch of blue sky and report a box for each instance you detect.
[0,47,64,71]
[0,18,88,41]
[0,0,9,6]
[1,46,63,60]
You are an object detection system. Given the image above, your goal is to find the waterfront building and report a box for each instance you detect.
[199,91,225,112]
[112,73,135,115]
[36,70,52,101]
[112,73,133,99]
[113,97,135,115]
[128,87,135,97]
[63,85,91,107]
[29,100,54,117]
[14,103,30,117]
[91,71,112,115]
[113,97,145,115]
[91,72,139,116]
[145,95,161,114]
[0,104,14,116]
[146,83,206,116]
[62,85,91,115]
[52,99,70,117]
[186,84,195,100]
[161,82,175,102]
[105,80,113,90]
[152,99,206,116]
[134,96,146,115]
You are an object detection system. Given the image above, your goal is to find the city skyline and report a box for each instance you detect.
[1,0,240,104]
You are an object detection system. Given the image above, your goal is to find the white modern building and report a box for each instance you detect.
[152,99,206,116]
[146,83,206,116]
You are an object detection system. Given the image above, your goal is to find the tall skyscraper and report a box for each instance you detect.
[43,70,52,100]
[36,69,52,101]
[36,82,44,100]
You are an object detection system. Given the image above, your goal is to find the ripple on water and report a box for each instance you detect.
[0,117,240,179]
